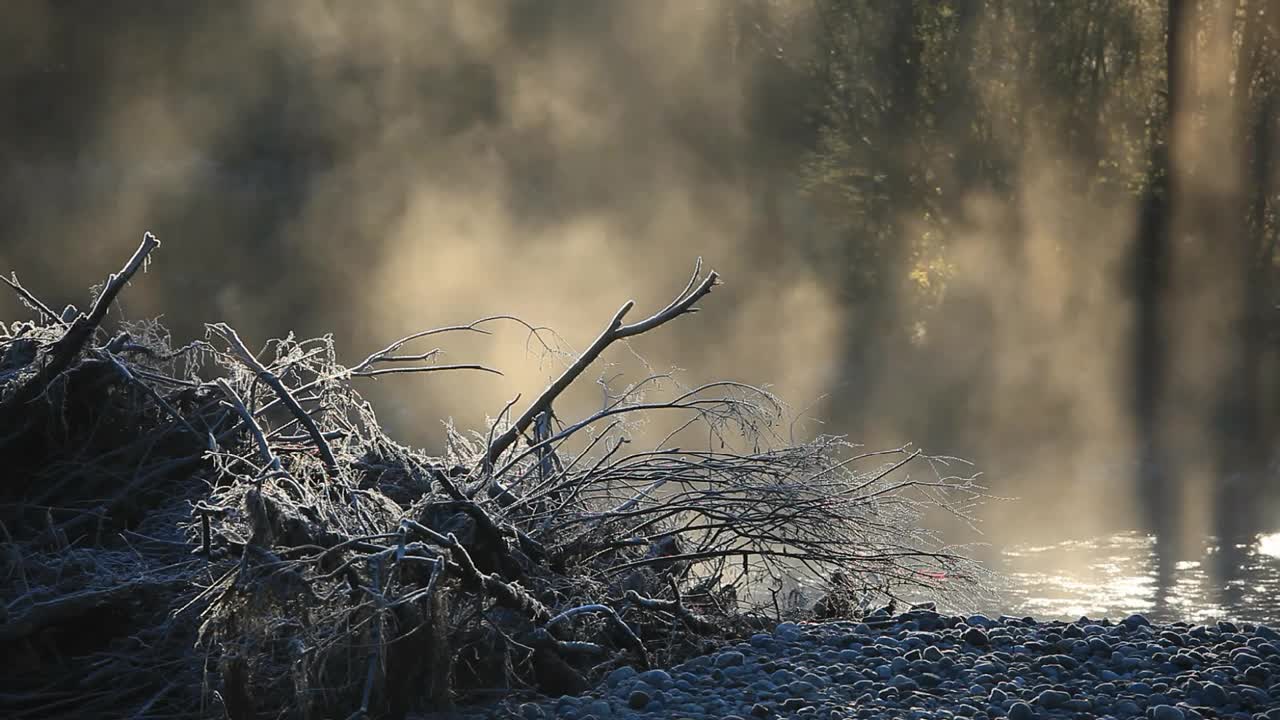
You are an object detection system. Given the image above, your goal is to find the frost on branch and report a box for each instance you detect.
[0,239,987,719]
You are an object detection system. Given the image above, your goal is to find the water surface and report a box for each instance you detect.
[991,530,1280,625]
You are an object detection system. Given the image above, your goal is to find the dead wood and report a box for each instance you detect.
[482,259,718,470]
[0,233,160,451]
[208,323,340,476]
[0,241,987,719]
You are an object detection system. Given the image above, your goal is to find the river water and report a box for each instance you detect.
[989,530,1280,626]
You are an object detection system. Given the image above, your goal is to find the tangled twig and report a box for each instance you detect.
[0,244,987,720]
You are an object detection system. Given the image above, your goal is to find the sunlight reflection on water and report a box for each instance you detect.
[1260,532,1280,559]
[993,530,1280,624]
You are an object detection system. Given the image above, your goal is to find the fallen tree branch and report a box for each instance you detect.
[483,259,718,469]
[214,378,279,472]
[208,323,340,477]
[1,273,66,327]
[625,582,718,635]
[0,232,160,440]
[0,243,987,718]
[400,519,551,623]
[544,603,648,666]
[99,348,204,442]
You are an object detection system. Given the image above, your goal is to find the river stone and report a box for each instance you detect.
[889,674,919,691]
[917,672,943,687]
[626,689,651,710]
[1007,701,1035,720]
[775,622,802,641]
[1198,680,1228,706]
[1123,614,1151,629]
[1150,705,1184,720]
[495,605,1280,720]
[715,651,747,668]
[1114,699,1141,716]
[1037,653,1078,670]
[1033,689,1070,709]
[789,679,819,696]
[637,669,673,690]
[962,627,990,646]
[605,666,637,688]
[1238,685,1271,707]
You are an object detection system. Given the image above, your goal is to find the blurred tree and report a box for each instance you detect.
[780,0,1277,526]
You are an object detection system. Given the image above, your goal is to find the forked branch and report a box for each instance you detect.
[208,323,340,476]
[0,232,161,440]
[483,259,718,469]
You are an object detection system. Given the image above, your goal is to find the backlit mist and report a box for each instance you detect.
[2,0,1277,560]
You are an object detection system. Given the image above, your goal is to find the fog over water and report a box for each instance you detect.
[2,1,1278,605]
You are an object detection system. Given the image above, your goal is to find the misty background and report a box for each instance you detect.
[1,0,1278,568]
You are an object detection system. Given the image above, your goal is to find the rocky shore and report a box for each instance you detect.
[468,607,1280,720]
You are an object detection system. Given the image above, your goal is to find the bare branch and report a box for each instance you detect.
[214,378,279,472]
[0,232,161,440]
[1,273,65,327]
[208,323,340,477]
[352,363,502,379]
[483,261,719,469]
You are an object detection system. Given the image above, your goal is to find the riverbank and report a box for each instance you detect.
[459,607,1280,720]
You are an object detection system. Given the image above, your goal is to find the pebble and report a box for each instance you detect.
[715,651,747,668]
[606,666,637,688]
[482,610,1280,720]
[637,669,672,690]
[1033,689,1070,708]
[1123,613,1152,629]
[962,626,990,646]
[1007,701,1035,720]
[626,689,650,710]
[1150,705,1185,720]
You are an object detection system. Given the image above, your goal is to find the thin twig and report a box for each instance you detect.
[214,378,279,471]
[484,260,718,469]
[1,273,66,327]
[208,323,339,476]
[0,232,161,432]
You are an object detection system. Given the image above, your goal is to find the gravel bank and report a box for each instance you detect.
[470,607,1280,720]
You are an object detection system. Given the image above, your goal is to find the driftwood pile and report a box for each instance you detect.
[0,234,984,719]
